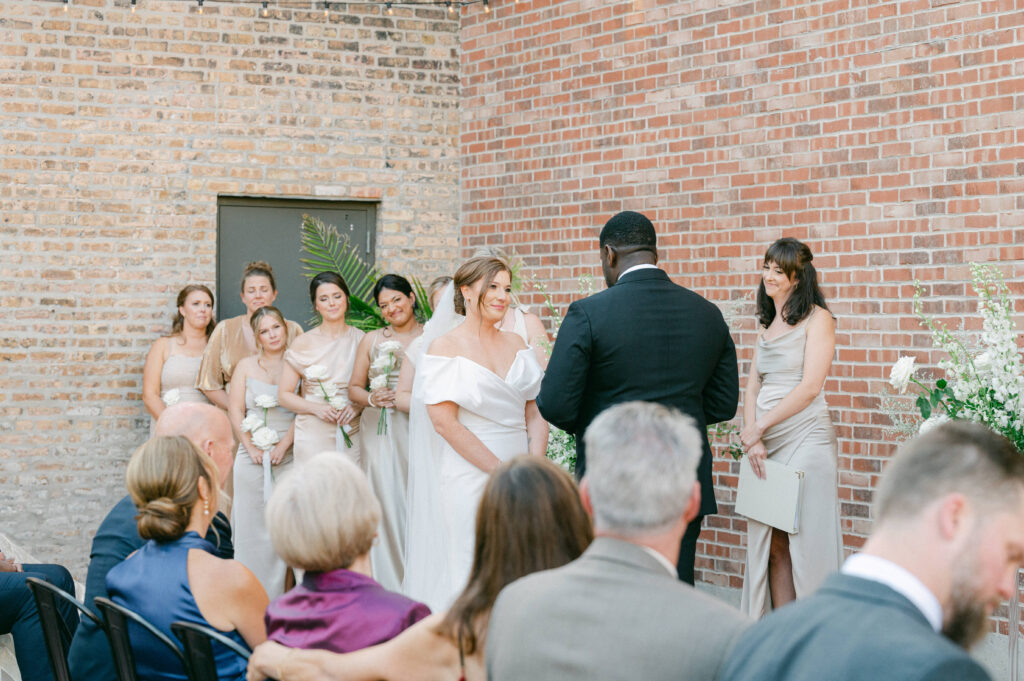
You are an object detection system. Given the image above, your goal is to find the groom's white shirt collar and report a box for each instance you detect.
[639,545,678,577]
[842,553,943,632]
[619,264,659,279]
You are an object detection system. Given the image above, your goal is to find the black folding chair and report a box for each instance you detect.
[25,577,95,681]
[171,621,251,681]
[94,596,184,681]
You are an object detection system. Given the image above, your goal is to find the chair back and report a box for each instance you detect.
[94,596,184,681]
[25,577,98,681]
[171,621,250,681]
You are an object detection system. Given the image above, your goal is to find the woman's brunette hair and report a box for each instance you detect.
[452,257,509,316]
[373,274,416,309]
[308,271,351,306]
[170,284,215,338]
[127,436,219,543]
[240,261,277,294]
[439,456,593,655]
[756,237,829,327]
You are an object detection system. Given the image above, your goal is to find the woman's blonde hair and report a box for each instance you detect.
[249,305,296,354]
[126,436,219,542]
[266,452,381,572]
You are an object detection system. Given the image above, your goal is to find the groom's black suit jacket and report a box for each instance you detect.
[537,267,738,516]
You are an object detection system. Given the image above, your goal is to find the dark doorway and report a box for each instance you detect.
[216,197,377,328]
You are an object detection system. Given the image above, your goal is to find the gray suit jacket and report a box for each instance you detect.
[718,573,991,681]
[486,537,750,681]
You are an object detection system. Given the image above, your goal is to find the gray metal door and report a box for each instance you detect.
[217,197,377,328]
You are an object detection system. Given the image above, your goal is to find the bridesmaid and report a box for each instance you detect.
[196,261,303,411]
[738,237,842,617]
[228,306,297,599]
[142,285,215,432]
[348,274,423,592]
[279,272,365,467]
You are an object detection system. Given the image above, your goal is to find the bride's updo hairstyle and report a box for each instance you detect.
[126,435,219,543]
[453,256,509,316]
[241,260,277,294]
[756,237,830,328]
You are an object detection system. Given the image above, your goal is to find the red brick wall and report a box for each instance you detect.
[460,0,1024,605]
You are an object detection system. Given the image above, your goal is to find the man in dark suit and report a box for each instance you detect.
[68,403,236,681]
[537,210,738,583]
[720,421,1024,681]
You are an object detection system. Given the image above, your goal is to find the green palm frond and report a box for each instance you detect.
[412,276,433,323]
[299,215,386,330]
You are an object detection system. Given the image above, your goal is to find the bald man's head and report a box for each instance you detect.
[155,403,234,487]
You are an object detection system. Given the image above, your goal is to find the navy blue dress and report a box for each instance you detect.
[106,531,249,681]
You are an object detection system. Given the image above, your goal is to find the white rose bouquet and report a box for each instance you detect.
[251,425,280,499]
[370,340,403,435]
[162,388,181,407]
[304,366,353,448]
[886,264,1024,451]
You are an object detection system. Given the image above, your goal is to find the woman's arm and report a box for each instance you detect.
[228,360,259,464]
[248,614,459,681]
[740,344,769,479]
[525,400,548,457]
[142,337,169,419]
[270,419,295,465]
[278,360,339,424]
[348,332,396,410]
[190,554,268,650]
[394,359,414,414]
[427,401,502,472]
[741,309,835,447]
[197,322,230,409]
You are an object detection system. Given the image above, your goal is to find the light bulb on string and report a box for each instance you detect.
[130,0,136,13]
[63,0,68,12]
[262,0,268,16]
[483,0,489,12]
[323,1,329,17]
[386,1,393,14]
[446,0,453,12]
[197,0,203,14]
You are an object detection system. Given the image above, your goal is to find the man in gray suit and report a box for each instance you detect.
[720,421,1024,681]
[487,402,749,681]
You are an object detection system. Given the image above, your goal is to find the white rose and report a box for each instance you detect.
[162,388,181,407]
[254,394,278,409]
[888,356,916,394]
[328,395,349,410]
[251,426,280,450]
[305,365,329,382]
[321,381,339,397]
[378,340,402,354]
[240,413,263,433]
[371,356,392,374]
[918,414,950,435]
[369,375,388,391]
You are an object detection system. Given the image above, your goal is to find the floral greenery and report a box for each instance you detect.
[708,421,746,460]
[299,215,432,330]
[886,263,1024,452]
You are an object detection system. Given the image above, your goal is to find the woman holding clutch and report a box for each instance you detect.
[738,237,842,617]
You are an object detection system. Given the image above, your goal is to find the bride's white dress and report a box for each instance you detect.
[402,346,543,612]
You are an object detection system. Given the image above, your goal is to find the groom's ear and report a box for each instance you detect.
[602,244,617,269]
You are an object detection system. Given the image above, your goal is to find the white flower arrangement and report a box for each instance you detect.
[240,413,263,433]
[886,264,1024,450]
[304,364,329,382]
[251,426,280,451]
[369,375,388,392]
[370,342,402,435]
[162,388,181,407]
[253,394,278,409]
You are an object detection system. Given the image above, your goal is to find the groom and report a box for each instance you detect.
[537,211,739,583]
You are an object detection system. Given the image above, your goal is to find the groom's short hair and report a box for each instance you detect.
[583,401,701,536]
[599,211,657,250]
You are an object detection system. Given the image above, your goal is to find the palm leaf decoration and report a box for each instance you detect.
[299,214,434,331]
[299,215,385,331]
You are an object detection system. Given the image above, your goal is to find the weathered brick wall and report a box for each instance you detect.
[0,0,460,575]
[460,0,1024,611]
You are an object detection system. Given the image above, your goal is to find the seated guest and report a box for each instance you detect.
[69,403,236,681]
[720,421,1024,681]
[247,456,593,681]
[263,452,429,651]
[0,551,78,681]
[486,401,750,681]
[107,436,267,681]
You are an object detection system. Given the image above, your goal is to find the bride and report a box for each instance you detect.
[403,256,548,612]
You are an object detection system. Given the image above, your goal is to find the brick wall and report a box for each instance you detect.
[460,0,1024,615]
[0,0,460,575]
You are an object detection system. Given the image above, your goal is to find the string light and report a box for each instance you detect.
[323,0,329,16]
[386,1,393,13]
[446,0,453,11]
[197,0,203,13]
[262,0,268,15]
[483,0,488,11]
[63,0,68,11]
[130,0,136,13]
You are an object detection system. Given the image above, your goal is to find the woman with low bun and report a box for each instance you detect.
[106,436,268,681]
[197,261,303,411]
[279,272,365,467]
[142,285,215,431]
[737,237,842,617]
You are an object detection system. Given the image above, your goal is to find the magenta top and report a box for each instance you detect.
[265,568,430,652]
